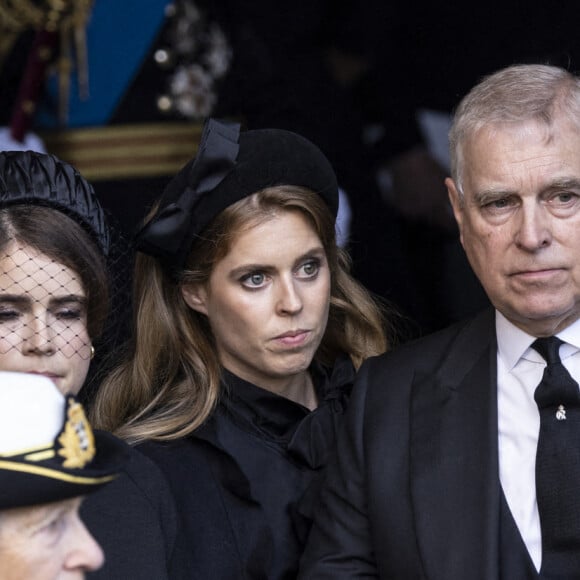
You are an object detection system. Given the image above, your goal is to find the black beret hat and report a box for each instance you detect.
[0,372,128,509]
[135,118,339,272]
[0,150,109,255]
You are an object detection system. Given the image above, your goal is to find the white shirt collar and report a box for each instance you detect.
[496,311,580,371]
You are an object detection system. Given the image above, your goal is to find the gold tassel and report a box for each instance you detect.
[0,0,94,125]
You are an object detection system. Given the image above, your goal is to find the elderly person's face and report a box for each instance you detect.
[0,497,103,579]
[0,243,92,395]
[447,117,580,336]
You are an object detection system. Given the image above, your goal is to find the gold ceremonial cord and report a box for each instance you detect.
[0,0,94,123]
[0,459,116,485]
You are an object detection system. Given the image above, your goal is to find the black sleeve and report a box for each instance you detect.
[82,447,178,580]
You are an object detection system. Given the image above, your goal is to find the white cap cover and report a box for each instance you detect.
[0,372,64,455]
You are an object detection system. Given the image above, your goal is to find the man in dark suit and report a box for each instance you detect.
[299,63,580,578]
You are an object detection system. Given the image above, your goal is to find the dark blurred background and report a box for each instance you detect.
[1,0,579,340]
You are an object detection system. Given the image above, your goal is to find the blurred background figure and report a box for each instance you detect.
[0,371,127,579]
[1,0,580,337]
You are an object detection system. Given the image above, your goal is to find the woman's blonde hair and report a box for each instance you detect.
[91,186,389,444]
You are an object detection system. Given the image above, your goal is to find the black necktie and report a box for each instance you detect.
[532,336,580,577]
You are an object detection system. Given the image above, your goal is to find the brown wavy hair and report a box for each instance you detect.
[91,186,389,444]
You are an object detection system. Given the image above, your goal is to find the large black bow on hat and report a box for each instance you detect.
[135,119,239,266]
[135,117,339,274]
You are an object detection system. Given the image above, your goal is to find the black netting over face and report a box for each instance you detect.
[0,243,93,396]
[0,151,135,402]
[0,218,134,402]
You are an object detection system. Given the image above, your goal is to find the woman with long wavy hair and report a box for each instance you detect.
[92,118,393,578]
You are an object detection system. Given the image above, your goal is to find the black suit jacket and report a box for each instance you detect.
[300,308,505,579]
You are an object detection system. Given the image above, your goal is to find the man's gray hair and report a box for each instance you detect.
[449,64,580,194]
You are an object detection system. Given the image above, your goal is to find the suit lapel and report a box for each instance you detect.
[411,309,500,580]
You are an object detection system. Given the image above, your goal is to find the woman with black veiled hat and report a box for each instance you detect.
[0,150,178,579]
[91,118,392,578]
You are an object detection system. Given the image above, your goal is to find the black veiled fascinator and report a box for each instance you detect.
[135,118,339,272]
[0,150,110,255]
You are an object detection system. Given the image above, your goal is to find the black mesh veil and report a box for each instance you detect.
[0,150,132,402]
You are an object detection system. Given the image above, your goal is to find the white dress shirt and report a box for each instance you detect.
[496,311,580,571]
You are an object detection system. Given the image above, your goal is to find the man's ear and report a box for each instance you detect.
[446,177,465,242]
[181,284,208,315]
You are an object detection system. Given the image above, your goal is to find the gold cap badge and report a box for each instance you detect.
[57,396,95,469]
